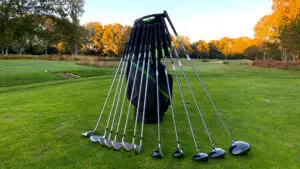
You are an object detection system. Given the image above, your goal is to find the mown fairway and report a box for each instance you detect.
[0,59,299,169]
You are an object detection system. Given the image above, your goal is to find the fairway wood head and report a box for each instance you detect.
[173,148,184,158]
[209,147,226,158]
[192,152,208,162]
[81,131,95,137]
[230,141,251,155]
[99,137,106,146]
[112,141,123,151]
[152,148,163,159]
[122,142,134,151]
[134,144,142,154]
[104,139,113,148]
[90,135,101,143]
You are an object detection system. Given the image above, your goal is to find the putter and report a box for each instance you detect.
[152,23,163,159]
[121,25,147,152]
[159,22,184,158]
[164,11,250,155]
[161,18,225,158]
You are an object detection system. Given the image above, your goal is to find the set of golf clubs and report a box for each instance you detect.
[82,11,251,162]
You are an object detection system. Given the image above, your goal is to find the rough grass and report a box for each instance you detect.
[0,59,299,169]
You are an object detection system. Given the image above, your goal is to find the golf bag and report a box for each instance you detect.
[126,19,173,123]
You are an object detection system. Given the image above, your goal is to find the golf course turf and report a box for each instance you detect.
[0,59,299,169]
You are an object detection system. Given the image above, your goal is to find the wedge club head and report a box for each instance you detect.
[104,139,113,148]
[81,131,95,137]
[99,137,106,146]
[192,152,209,162]
[134,144,142,154]
[152,148,163,159]
[230,141,251,155]
[122,142,134,151]
[173,148,184,158]
[90,135,101,143]
[112,141,123,151]
[209,147,226,158]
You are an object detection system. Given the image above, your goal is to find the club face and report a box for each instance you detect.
[230,141,251,155]
[173,149,184,158]
[152,148,163,159]
[99,137,106,146]
[209,147,226,158]
[122,142,134,151]
[192,152,208,162]
[90,135,101,143]
[81,131,95,137]
[104,139,113,148]
[112,141,123,151]
[133,144,142,154]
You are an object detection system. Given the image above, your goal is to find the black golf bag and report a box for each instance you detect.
[126,17,173,123]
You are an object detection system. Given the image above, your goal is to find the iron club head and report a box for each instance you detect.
[81,131,95,137]
[209,147,226,158]
[229,141,251,155]
[104,139,113,148]
[122,142,134,151]
[192,152,208,162]
[133,144,142,154]
[90,135,101,143]
[173,148,184,158]
[98,137,106,146]
[152,148,163,159]
[112,141,123,151]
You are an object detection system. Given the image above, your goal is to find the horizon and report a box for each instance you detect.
[81,0,272,42]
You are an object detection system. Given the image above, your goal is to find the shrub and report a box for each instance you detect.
[253,60,300,71]
[202,59,210,62]
[223,61,230,64]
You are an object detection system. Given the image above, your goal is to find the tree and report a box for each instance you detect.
[84,22,104,54]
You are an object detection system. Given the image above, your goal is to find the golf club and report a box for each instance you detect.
[159,20,184,158]
[163,11,250,155]
[151,23,163,159]
[161,17,225,158]
[131,24,150,151]
[160,25,208,162]
[134,24,153,154]
[121,25,147,152]
[88,30,135,142]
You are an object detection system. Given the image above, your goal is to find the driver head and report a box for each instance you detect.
[112,141,123,151]
[134,144,142,154]
[90,135,101,143]
[122,142,134,151]
[104,139,113,148]
[230,141,251,155]
[82,131,95,137]
[192,152,208,162]
[98,137,106,146]
[209,147,226,158]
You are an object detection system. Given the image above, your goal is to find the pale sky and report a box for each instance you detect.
[81,0,272,42]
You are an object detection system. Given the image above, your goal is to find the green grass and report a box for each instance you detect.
[0,59,299,169]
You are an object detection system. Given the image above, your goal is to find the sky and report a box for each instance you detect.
[81,0,272,42]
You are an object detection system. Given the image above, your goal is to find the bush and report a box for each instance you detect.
[253,60,300,70]
[202,59,210,62]
[223,61,230,64]
[76,61,119,68]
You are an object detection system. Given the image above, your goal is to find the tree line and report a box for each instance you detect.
[1,0,299,61]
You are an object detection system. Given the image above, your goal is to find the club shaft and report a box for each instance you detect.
[163,13,235,142]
